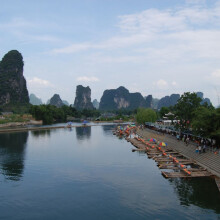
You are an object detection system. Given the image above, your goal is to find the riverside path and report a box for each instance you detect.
[137,128,220,179]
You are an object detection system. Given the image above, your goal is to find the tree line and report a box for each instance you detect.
[29,105,136,125]
[136,92,220,144]
[29,105,100,125]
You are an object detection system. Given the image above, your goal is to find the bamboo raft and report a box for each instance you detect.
[162,171,213,178]
[114,128,220,192]
[126,137,213,179]
[215,177,220,191]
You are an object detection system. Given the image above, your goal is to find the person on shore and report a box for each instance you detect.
[201,139,204,145]
[183,134,186,142]
[176,134,180,141]
[186,137,190,146]
[198,144,202,154]
[203,144,206,153]
[195,146,199,153]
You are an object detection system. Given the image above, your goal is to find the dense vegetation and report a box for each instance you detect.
[29,105,100,125]
[0,50,23,74]
[160,92,220,144]
[0,103,31,114]
[136,108,157,124]
[174,92,202,130]
[134,92,219,144]
[0,114,32,124]
[191,106,220,143]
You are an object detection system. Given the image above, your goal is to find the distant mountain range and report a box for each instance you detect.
[99,86,147,110]
[157,94,180,109]
[145,92,211,110]
[49,94,64,107]
[92,99,99,109]
[30,94,69,107]
[62,100,69,106]
[0,50,213,111]
[29,94,43,105]
[30,89,212,110]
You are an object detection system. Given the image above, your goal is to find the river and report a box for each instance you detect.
[0,124,219,219]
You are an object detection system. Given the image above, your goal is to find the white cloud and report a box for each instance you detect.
[118,9,186,33]
[28,77,54,87]
[51,2,220,64]
[211,69,220,78]
[10,2,220,106]
[153,79,168,89]
[51,33,153,54]
[171,81,178,86]
[76,76,100,82]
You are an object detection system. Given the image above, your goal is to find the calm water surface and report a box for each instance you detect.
[0,125,219,220]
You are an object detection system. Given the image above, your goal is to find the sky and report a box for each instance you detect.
[0,0,220,106]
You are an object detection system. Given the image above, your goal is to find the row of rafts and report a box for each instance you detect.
[113,128,213,179]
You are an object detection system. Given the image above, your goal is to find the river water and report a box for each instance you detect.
[0,125,219,220]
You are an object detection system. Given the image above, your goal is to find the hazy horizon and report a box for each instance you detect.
[0,0,220,106]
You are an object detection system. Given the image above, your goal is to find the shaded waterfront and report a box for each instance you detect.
[0,125,219,220]
[0,132,28,181]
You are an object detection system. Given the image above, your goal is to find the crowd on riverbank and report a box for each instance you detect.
[144,123,220,155]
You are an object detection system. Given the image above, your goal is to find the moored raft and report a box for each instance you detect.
[215,177,220,192]
[115,131,216,183]
[162,171,213,178]
[127,136,214,179]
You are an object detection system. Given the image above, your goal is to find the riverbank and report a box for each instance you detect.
[137,128,220,178]
[0,122,125,133]
[0,120,42,128]
[0,124,94,133]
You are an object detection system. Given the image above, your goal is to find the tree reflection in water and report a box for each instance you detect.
[30,129,51,138]
[102,125,116,136]
[0,132,28,181]
[76,126,91,140]
[169,177,220,213]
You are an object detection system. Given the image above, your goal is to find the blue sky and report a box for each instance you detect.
[0,0,220,106]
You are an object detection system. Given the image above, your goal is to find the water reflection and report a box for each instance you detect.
[31,129,51,138]
[76,126,91,140]
[102,125,115,136]
[170,177,220,213]
[0,132,28,181]
[0,126,219,219]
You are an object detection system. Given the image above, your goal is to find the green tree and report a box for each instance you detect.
[136,108,157,124]
[192,107,220,145]
[174,92,202,131]
[30,105,53,124]
[210,108,220,145]
[29,104,102,124]
[191,106,215,137]
[159,106,169,118]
